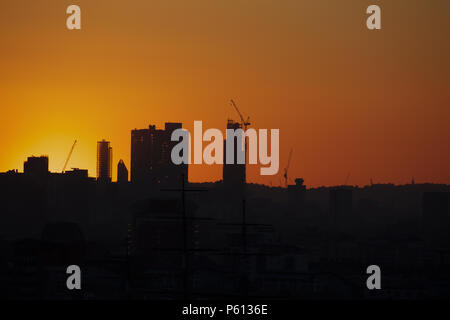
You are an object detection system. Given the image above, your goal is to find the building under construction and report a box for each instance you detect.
[223,120,246,189]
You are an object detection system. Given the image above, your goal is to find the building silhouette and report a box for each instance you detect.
[3,152,450,299]
[131,123,187,185]
[223,120,245,189]
[97,140,112,183]
[24,156,49,177]
[117,159,128,183]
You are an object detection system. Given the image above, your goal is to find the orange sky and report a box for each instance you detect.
[0,0,449,187]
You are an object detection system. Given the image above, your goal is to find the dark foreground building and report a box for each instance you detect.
[131,123,187,185]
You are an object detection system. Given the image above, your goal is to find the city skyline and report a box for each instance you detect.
[4,120,450,188]
[1,1,450,302]
[1,0,449,187]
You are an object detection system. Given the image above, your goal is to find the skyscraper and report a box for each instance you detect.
[131,123,187,185]
[117,159,128,183]
[97,140,112,183]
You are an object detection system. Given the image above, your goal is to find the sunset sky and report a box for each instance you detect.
[0,0,449,187]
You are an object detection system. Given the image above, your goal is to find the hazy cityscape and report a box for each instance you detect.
[0,119,449,300]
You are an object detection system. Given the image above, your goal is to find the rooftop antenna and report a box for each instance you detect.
[230,99,250,131]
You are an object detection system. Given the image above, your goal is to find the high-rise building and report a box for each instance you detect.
[117,159,128,183]
[24,156,49,177]
[131,123,187,184]
[223,120,246,188]
[97,140,112,183]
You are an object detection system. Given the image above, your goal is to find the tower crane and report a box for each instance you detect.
[283,148,293,187]
[62,140,77,173]
[230,99,250,130]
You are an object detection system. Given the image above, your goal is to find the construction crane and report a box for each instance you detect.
[230,99,250,130]
[283,148,293,187]
[62,140,77,173]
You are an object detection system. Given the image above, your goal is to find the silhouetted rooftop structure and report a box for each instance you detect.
[23,155,48,177]
[63,168,89,179]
